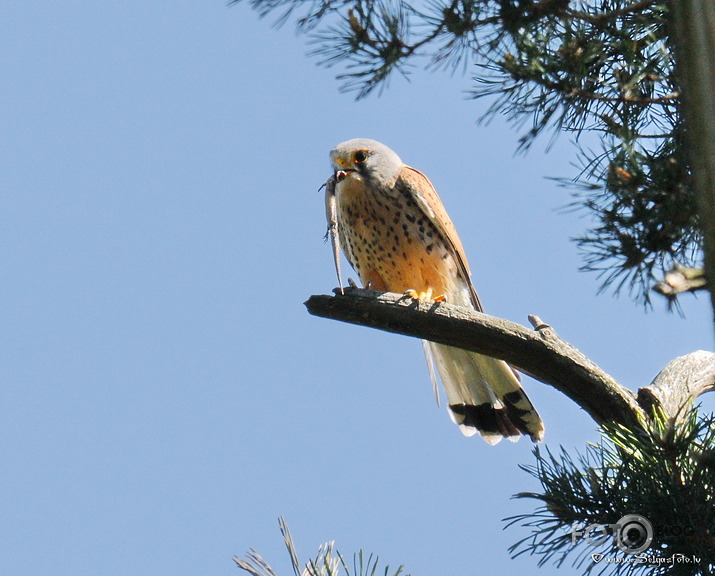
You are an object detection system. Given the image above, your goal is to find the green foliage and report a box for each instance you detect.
[232,0,703,306]
[235,517,408,576]
[507,408,715,575]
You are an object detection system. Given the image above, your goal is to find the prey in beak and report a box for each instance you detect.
[334,168,357,182]
[323,173,344,294]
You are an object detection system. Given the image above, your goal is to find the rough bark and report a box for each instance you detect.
[669,0,715,326]
[638,350,715,418]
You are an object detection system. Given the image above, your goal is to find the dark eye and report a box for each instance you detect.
[354,150,368,164]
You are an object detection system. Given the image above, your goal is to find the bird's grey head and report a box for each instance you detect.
[330,138,403,187]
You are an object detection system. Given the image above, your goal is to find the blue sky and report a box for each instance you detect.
[2,2,713,575]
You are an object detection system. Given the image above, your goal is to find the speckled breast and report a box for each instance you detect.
[335,175,459,297]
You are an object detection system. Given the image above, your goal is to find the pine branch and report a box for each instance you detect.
[235,517,408,576]
[509,410,715,574]
[305,288,715,429]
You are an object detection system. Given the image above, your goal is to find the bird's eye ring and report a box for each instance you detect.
[353,150,368,164]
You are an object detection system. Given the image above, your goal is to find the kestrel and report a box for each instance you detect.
[326,138,544,444]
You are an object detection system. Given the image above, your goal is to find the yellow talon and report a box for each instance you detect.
[403,288,446,302]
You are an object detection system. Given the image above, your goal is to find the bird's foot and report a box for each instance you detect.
[403,288,446,302]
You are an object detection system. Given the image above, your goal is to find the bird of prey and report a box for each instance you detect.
[325,138,544,444]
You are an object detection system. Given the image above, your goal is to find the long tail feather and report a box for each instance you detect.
[426,341,544,444]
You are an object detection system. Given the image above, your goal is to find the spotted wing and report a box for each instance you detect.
[396,166,483,312]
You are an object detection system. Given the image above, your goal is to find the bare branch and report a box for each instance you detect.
[638,350,715,419]
[653,265,707,297]
[305,288,645,429]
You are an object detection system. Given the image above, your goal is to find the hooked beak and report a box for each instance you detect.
[332,156,357,183]
[334,167,357,183]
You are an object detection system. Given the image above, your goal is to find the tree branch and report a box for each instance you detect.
[305,288,645,429]
[568,0,656,26]
[638,350,715,418]
[653,265,707,299]
[669,0,715,329]
[305,289,715,431]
